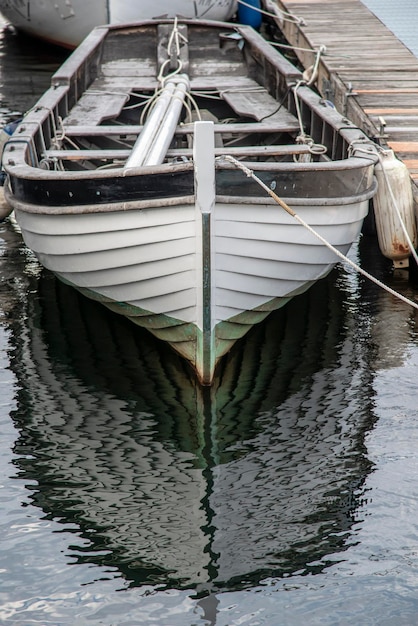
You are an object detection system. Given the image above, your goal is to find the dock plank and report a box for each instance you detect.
[263,0,418,196]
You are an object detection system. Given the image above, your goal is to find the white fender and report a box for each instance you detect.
[0,186,12,220]
[373,149,417,268]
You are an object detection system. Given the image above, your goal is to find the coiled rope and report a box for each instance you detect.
[221,154,418,311]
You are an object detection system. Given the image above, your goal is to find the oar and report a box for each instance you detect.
[125,74,189,168]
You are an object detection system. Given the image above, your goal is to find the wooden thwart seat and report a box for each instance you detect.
[221,86,297,126]
[63,119,301,137]
[44,144,312,161]
[64,92,129,126]
[63,74,300,132]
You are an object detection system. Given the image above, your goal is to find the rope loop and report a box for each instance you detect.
[292,85,326,156]
[157,17,188,86]
[347,137,374,158]
[308,142,327,155]
[302,45,326,86]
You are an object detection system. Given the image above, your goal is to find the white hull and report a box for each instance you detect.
[16,201,368,318]
[13,191,372,380]
[0,0,237,47]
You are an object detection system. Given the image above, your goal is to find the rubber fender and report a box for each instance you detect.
[373,149,417,268]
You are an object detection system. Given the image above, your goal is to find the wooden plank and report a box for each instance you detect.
[65,92,129,126]
[221,88,297,124]
[381,127,418,134]
[365,108,418,115]
[63,119,301,137]
[44,144,312,161]
[358,96,418,107]
[355,88,418,94]
[387,142,418,152]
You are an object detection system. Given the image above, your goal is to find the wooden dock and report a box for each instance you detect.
[263,0,418,197]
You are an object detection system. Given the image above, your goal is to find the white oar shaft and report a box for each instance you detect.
[125,74,189,168]
[145,79,189,165]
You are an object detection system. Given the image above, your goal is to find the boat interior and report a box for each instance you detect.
[26,21,357,174]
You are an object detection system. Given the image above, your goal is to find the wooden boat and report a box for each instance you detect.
[2,18,379,384]
[0,0,237,48]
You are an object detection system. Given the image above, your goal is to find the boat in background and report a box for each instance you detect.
[0,0,238,48]
[2,18,379,383]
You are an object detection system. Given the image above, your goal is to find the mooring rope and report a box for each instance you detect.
[236,0,331,84]
[292,81,327,155]
[236,0,306,25]
[157,16,188,85]
[221,154,418,311]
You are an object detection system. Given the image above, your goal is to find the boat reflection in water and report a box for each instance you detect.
[7,220,376,593]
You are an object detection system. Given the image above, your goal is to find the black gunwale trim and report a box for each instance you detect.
[7,160,376,209]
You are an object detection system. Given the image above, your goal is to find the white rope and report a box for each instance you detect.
[266,40,323,55]
[302,45,327,86]
[221,155,418,311]
[157,58,183,84]
[236,0,306,25]
[184,92,202,121]
[157,16,188,85]
[140,89,164,124]
[292,82,307,140]
[292,81,326,155]
[123,93,154,111]
[236,1,328,81]
[266,41,354,61]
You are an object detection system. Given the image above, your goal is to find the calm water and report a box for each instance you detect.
[1,13,418,626]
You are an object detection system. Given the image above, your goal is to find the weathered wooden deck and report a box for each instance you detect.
[263,0,418,196]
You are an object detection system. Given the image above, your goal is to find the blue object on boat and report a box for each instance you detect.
[3,119,20,137]
[0,119,21,188]
[238,0,262,29]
